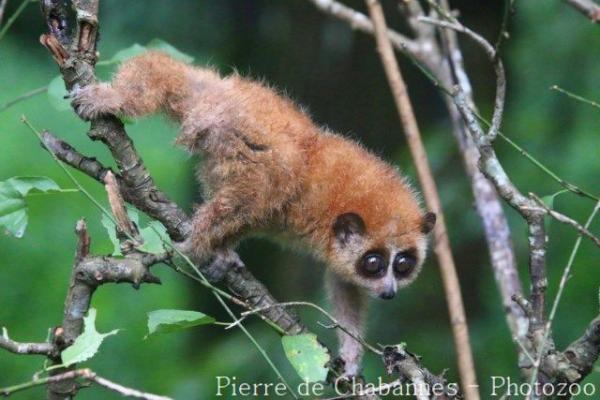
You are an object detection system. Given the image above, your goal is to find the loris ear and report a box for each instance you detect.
[333,213,366,245]
[421,212,437,234]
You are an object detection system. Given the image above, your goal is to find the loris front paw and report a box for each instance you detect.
[329,356,360,384]
[70,83,122,120]
[173,240,244,283]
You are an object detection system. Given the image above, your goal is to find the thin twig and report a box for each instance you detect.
[513,336,536,366]
[0,368,172,399]
[365,1,479,399]
[0,86,47,114]
[233,301,381,355]
[496,131,599,202]
[0,0,33,41]
[493,0,514,53]
[551,85,600,110]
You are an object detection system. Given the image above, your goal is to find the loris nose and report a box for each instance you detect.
[379,289,396,300]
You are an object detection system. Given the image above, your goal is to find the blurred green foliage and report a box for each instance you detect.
[0,1,599,399]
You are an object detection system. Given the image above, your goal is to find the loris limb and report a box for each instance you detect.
[327,272,369,378]
[71,53,197,120]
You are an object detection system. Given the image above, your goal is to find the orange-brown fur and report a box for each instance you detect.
[72,52,433,377]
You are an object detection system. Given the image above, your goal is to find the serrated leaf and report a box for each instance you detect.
[282,334,330,383]
[146,39,194,64]
[61,309,119,366]
[47,75,71,111]
[101,208,171,255]
[147,309,215,336]
[0,177,61,237]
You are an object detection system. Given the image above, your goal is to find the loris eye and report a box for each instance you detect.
[393,252,417,278]
[360,253,387,277]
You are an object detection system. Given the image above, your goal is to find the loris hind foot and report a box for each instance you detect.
[70,83,123,120]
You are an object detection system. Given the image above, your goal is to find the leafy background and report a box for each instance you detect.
[0,0,599,398]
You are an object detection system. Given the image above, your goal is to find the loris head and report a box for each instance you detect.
[327,209,436,300]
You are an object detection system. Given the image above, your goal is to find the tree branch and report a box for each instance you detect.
[47,219,163,400]
[563,0,600,22]
[0,0,8,28]
[40,130,113,183]
[562,315,600,380]
[0,328,54,356]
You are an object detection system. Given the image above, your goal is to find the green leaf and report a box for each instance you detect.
[146,39,194,64]
[282,334,330,383]
[98,40,193,68]
[101,208,171,255]
[61,309,119,366]
[139,220,171,254]
[7,176,61,195]
[110,43,148,64]
[147,309,215,336]
[119,115,137,125]
[47,75,71,111]
[101,212,121,256]
[0,177,61,238]
[541,190,568,227]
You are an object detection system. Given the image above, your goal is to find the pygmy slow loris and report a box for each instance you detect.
[72,52,436,377]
